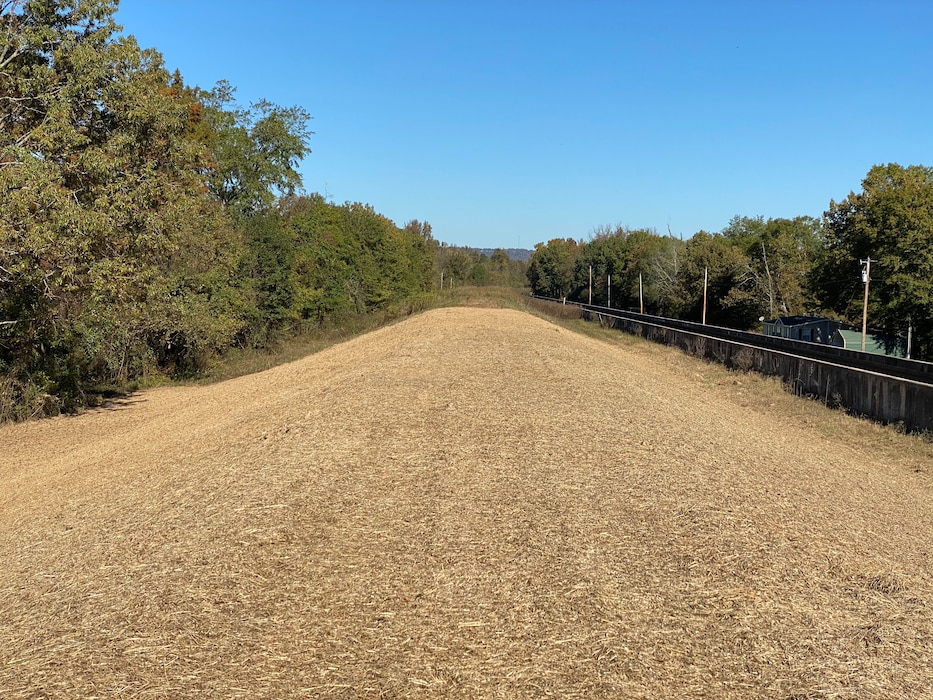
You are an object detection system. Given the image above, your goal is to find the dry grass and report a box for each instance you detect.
[2,306,933,698]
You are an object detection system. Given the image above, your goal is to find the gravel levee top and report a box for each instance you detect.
[2,307,932,698]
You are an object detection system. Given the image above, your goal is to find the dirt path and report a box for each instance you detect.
[2,307,932,698]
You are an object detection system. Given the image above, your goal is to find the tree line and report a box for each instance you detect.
[0,0,439,419]
[434,243,528,289]
[527,163,933,360]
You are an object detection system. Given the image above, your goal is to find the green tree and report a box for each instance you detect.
[527,238,581,299]
[0,1,435,418]
[241,214,298,337]
[200,80,313,217]
[282,195,434,326]
[0,0,208,402]
[579,226,667,309]
[144,200,250,373]
[470,261,489,285]
[722,215,823,319]
[678,232,751,326]
[577,227,629,306]
[814,163,933,358]
[489,249,510,277]
[282,194,355,324]
[436,246,474,287]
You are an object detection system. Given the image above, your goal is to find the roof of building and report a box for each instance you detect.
[833,329,905,357]
[771,315,835,327]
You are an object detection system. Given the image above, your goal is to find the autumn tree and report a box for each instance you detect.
[0,1,438,419]
[0,0,212,406]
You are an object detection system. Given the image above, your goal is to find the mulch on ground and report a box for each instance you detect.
[1,307,932,698]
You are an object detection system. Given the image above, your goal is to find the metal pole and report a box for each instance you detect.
[607,273,611,308]
[588,265,592,305]
[639,273,644,314]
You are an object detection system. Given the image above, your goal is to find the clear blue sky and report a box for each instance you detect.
[115,0,933,250]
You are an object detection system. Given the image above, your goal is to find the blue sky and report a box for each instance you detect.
[115,1,933,250]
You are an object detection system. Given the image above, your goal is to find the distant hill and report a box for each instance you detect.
[473,248,533,262]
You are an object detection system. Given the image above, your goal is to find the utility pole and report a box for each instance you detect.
[907,316,913,360]
[702,266,708,325]
[860,257,877,352]
[639,273,644,314]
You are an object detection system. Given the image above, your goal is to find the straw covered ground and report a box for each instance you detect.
[1,306,932,698]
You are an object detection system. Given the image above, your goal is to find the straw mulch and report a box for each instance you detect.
[1,307,932,698]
